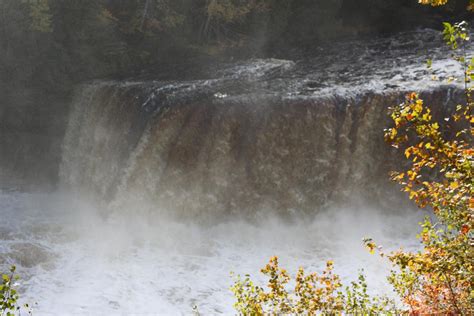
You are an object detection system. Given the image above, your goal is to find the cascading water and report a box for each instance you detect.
[63,82,406,219]
[0,30,470,314]
[59,49,464,220]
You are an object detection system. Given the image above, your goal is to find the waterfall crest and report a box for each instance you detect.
[60,84,462,220]
[59,31,468,219]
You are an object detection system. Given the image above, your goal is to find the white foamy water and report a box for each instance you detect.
[0,191,423,315]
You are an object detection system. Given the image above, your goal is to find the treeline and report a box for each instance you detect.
[0,0,469,88]
[0,0,468,188]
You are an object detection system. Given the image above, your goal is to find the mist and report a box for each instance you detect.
[1,190,426,314]
[0,1,471,315]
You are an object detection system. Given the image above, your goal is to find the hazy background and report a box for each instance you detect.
[0,0,469,190]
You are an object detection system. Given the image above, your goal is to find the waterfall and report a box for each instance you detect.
[2,29,470,315]
[59,58,463,220]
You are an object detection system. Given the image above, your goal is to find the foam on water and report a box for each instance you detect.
[1,191,424,315]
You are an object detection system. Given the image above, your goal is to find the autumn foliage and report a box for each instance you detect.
[381,89,473,314]
[379,19,473,315]
[231,2,473,315]
[231,257,397,315]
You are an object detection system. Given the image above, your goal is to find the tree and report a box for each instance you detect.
[0,266,31,316]
[419,0,449,6]
[378,19,473,315]
[231,1,473,314]
[231,257,397,315]
[27,0,52,33]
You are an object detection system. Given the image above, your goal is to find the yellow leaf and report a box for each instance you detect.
[391,128,397,138]
[394,117,402,127]
[405,149,411,158]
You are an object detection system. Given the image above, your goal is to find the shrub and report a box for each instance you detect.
[231,257,398,315]
[0,266,31,316]
[231,2,473,315]
[379,19,473,315]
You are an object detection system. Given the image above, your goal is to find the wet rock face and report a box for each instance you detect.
[58,30,468,220]
[8,242,53,268]
[0,242,53,269]
[61,84,464,221]
[0,91,69,191]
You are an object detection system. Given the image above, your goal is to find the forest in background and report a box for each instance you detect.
[0,0,469,88]
[0,1,472,315]
[0,0,470,189]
